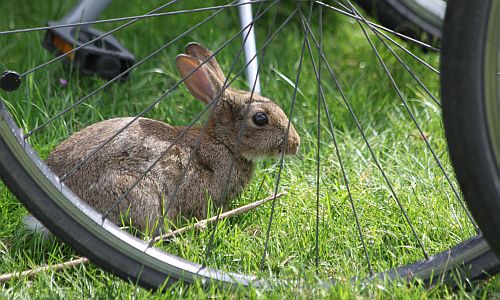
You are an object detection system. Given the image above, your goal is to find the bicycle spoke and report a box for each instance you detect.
[0,1,271,36]
[302,16,430,261]
[53,1,278,184]
[153,9,299,248]
[202,1,280,268]
[296,0,322,273]
[98,0,279,220]
[24,0,243,139]
[315,3,322,272]
[331,0,440,76]
[315,1,440,53]
[350,12,442,108]
[346,1,479,232]
[260,8,307,272]
[139,4,298,247]
[19,0,186,77]
[301,8,374,277]
[146,0,270,244]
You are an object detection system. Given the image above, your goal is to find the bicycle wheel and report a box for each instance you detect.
[441,0,500,257]
[355,0,445,42]
[0,0,498,290]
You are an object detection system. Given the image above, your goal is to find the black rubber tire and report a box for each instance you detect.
[441,0,500,257]
[355,0,443,42]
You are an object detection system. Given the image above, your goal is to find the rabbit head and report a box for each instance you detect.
[176,42,300,161]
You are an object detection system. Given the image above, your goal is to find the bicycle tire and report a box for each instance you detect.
[0,0,498,291]
[441,0,500,256]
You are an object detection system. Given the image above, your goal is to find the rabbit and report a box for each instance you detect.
[27,42,300,232]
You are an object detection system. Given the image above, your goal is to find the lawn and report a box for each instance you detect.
[0,0,499,298]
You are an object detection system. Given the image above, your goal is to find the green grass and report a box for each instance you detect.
[0,0,499,298]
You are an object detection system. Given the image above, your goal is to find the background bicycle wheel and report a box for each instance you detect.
[0,0,498,298]
[355,0,445,43]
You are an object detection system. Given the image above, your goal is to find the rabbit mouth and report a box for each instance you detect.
[240,138,299,161]
[284,145,299,155]
[241,147,284,161]
[279,139,299,155]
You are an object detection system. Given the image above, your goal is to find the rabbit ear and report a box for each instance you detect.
[176,54,220,104]
[185,42,226,83]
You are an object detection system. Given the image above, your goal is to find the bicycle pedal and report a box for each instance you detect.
[43,22,135,80]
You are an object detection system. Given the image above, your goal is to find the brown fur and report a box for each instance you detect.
[45,43,300,231]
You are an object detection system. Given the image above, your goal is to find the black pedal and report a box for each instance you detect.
[43,22,135,80]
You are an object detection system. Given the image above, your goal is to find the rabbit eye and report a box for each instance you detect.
[252,112,268,126]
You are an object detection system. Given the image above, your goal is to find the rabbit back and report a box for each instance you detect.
[46,117,254,230]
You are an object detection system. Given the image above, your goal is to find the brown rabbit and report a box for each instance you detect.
[40,43,300,231]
